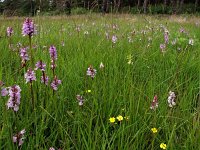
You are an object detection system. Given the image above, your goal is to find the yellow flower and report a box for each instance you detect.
[160,143,167,149]
[86,90,91,93]
[116,115,123,121]
[124,116,129,120]
[151,128,158,133]
[109,117,115,123]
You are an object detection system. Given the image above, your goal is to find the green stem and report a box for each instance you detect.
[30,82,35,110]
[29,36,34,67]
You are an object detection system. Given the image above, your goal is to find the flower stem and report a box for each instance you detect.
[30,82,34,109]
[29,36,34,68]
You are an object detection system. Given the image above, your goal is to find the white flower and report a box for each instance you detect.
[168,91,176,107]
[189,39,194,46]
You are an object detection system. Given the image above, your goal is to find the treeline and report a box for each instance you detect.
[0,0,200,16]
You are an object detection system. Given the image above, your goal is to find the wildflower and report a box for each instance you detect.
[49,148,55,150]
[50,76,61,91]
[124,116,129,120]
[41,75,49,85]
[151,128,158,133]
[99,62,104,69]
[7,85,21,112]
[180,27,185,33]
[128,36,133,43]
[13,129,26,146]
[87,65,97,78]
[86,90,91,93]
[35,60,46,71]
[150,95,158,110]
[22,18,36,37]
[49,45,57,60]
[127,54,133,65]
[189,39,194,45]
[49,45,57,70]
[20,47,29,63]
[164,30,169,44]
[84,31,89,35]
[76,26,81,32]
[116,115,123,121]
[112,35,117,43]
[24,68,36,83]
[1,88,8,96]
[160,44,166,53]
[160,143,167,149]
[7,27,13,37]
[167,91,176,107]
[112,24,119,30]
[76,95,84,106]
[109,117,115,123]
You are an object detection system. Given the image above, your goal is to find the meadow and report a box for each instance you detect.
[0,14,200,150]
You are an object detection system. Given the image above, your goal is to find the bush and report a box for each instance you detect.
[71,7,88,15]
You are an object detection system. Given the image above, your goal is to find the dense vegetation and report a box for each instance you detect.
[0,14,199,149]
[0,0,200,16]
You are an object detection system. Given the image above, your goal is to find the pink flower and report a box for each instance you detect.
[24,68,36,83]
[76,95,84,106]
[22,18,36,37]
[87,65,97,78]
[112,35,117,43]
[7,27,13,37]
[7,85,21,112]
[51,76,61,91]
[13,129,26,146]
[35,60,46,71]
[41,75,49,85]
[1,88,8,96]
[150,95,158,110]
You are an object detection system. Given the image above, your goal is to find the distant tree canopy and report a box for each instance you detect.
[0,0,200,16]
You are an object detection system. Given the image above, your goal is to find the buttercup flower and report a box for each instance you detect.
[116,115,123,121]
[109,117,115,123]
[86,90,91,93]
[151,128,158,133]
[13,129,26,146]
[160,143,167,149]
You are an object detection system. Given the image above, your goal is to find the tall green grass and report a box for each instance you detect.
[0,14,199,150]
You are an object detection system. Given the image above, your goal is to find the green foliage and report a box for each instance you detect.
[71,7,89,15]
